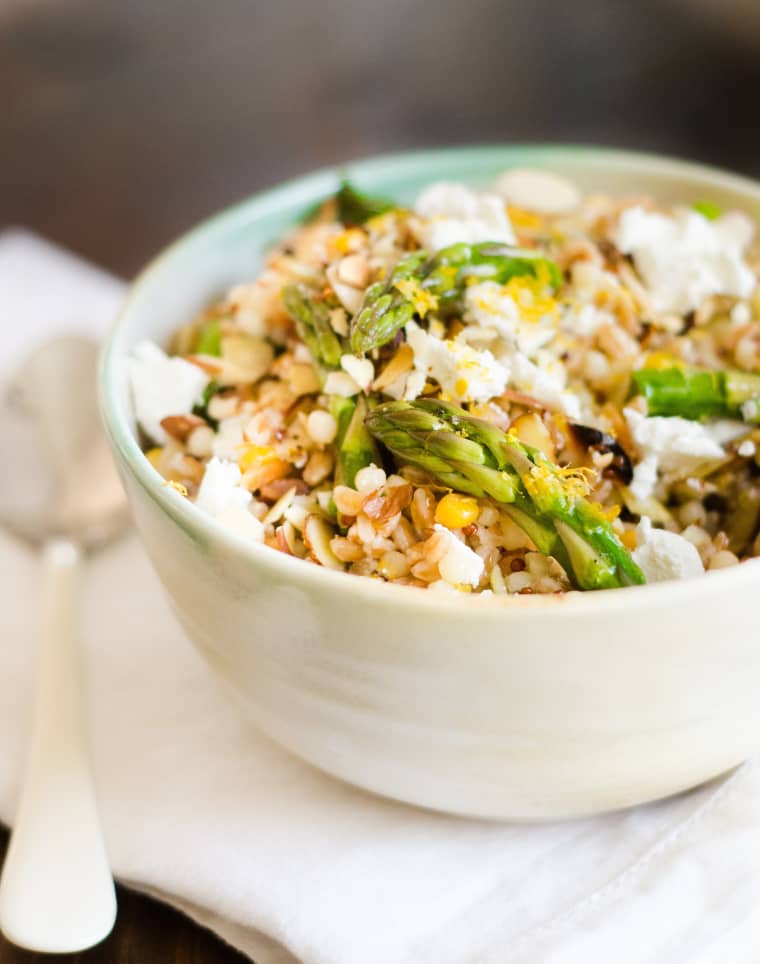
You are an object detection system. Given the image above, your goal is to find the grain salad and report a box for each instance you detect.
[129,170,760,595]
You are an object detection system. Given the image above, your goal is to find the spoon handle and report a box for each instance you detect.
[0,540,116,952]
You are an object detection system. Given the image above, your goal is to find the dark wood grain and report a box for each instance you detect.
[2,1,760,961]
[0,829,251,964]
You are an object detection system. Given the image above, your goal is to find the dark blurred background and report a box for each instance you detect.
[3,0,760,277]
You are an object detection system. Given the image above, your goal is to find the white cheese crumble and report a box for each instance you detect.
[403,320,509,403]
[405,321,509,402]
[632,517,704,583]
[615,206,756,315]
[195,457,264,542]
[433,524,484,587]
[511,352,582,419]
[624,408,724,500]
[494,168,581,214]
[129,340,209,444]
[411,181,516,251]
[212,415,247,460]
[702,419,749,446]
[464,281,557,356]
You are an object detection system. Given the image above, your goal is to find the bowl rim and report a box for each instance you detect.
[100,142,760,616]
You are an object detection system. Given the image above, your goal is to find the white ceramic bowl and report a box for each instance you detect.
[100,146,760,820]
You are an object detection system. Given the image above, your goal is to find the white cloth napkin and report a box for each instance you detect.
[2,228,760,964]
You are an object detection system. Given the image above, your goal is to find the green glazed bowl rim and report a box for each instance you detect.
[100,143,760,615]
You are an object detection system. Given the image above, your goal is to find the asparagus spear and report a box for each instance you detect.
[193,318,223,356]
[350,242,562,355]
[282,283,343,370]
[365,399,645,590]
[332,394,381,488]
[633,367,760,423]
[336,180,396,226]
[282,286,380,487]
[349,252,428,357]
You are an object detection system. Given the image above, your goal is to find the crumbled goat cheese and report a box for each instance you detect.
[464,281,557,356]
[632,517,704,583]
[195,457,264,541]
[625,408,724,500]
[494,168,581,214]
[433,524,484,587]
[738,439,757,458]
[129,340,209,444]
[702,419,750,446]
[212,415,247,460]
[615,206,756,315]
[404,320,509,403]
[412,181,516,251]
[561,302,612,338]
[509,351,582,419]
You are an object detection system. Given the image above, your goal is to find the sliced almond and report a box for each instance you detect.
[362,483,413,523]
[275,523,295,555]
[303,514,345,570]
[185,353,224,376]
[373,344,414,391]
[264,486,298,525]
[326,263,365,314]
[340,354,374,392]
[337,253,371,289]
[302,450,334,487]
[509,413,556,460]
[288,362,322,396]
[495,168,580,214]
[159,413,206,442]
[218,333,275,386]
[260,477,309,502]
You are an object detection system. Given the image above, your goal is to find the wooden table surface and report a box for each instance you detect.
[3,1,760,961]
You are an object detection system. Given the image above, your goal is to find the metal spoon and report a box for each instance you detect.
[0,335,128,952]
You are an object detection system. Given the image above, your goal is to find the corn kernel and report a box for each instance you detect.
[146,447,163,469]
[507,205,543,231]
[642,351,684,370]
[620,527,637,550]
[239,444,277,472]
[333,228,365,255]
[435,493,480,529]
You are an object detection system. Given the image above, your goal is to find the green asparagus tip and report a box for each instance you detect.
[365,399,645,591]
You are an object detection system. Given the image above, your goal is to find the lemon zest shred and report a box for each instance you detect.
[394,278,439,318]
[163,480,189,497]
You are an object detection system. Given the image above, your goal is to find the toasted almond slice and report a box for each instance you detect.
[303,514,345,570]
[159,413,207,442]
[264,486,298,525]
[509,413,556,460]
[218,333,275,386]
[326,263,365,314]
[373,344,414,391]
[275,523,295,555]
[260,477,309,502]
[337,253,371,289]
[186,353,224,376]
[362,483,413,523]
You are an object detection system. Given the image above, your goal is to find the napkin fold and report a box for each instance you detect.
[1,229,760,964]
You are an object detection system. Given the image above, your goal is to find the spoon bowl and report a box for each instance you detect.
[0,335,127,952]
